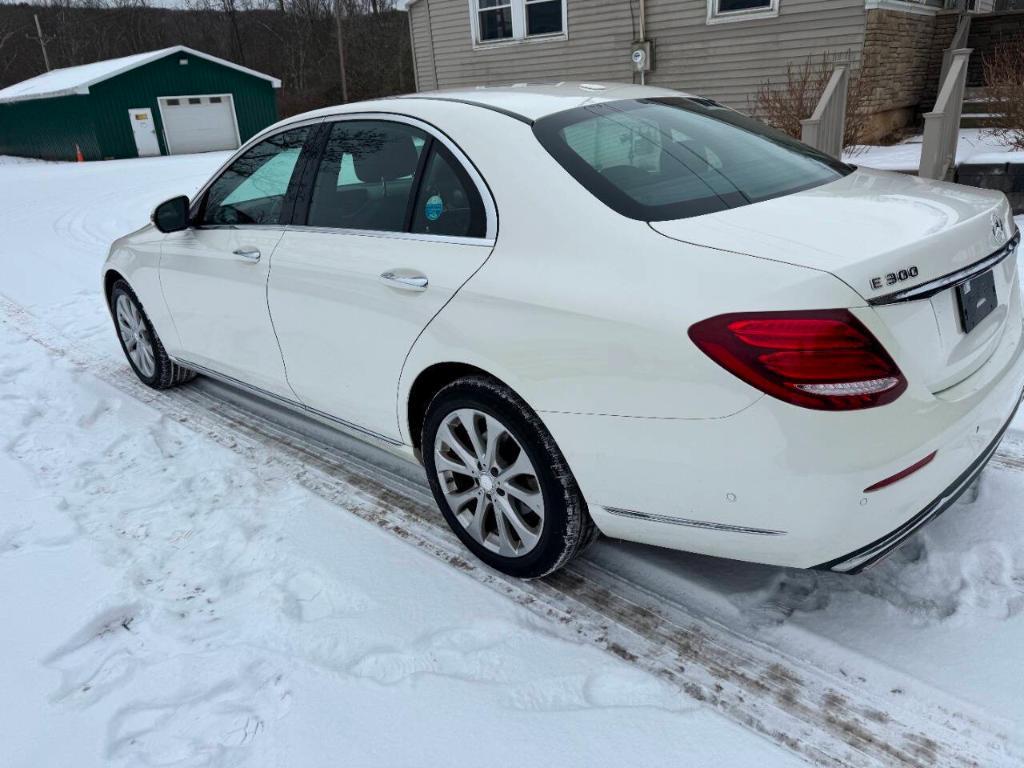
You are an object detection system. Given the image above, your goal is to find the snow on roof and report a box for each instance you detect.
[0,46,281,105]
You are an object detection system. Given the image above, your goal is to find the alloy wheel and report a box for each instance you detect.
[433,408,545,557]
[115,293,156,378]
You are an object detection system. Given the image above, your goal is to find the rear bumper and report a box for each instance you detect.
[816,388,1023,574]
[541,290,1024,570]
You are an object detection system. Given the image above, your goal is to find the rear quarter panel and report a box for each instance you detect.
[396,101,868,440]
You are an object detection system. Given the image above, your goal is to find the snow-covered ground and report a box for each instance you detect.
[0,153,800,767]
[1,151,1023,767]
[846,128,1024,172]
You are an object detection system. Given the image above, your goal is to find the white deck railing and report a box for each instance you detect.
[940,14,972,86]
[920,48,972,181]
[800,66,849,158]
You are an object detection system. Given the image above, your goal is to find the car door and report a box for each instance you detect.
[267,116,496,441]
[159,123,317,398]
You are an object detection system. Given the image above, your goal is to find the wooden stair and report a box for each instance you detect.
[960,86,1007,129]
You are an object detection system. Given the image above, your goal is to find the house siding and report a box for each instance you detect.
[408,0,636,89]
[408,0,868,113]
[644,0,867,111]
[410,1,439,91]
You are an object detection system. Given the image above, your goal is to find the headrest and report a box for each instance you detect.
[354,133,419,183]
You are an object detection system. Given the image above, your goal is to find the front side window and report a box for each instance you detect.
[534,98,851,222]
[202,126,310,226]
[473,0,564,44]
[707,0,778,24]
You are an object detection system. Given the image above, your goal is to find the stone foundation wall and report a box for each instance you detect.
[920,13,961,114]
[859,10,939,120]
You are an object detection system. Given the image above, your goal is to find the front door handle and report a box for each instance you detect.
[233,247,261,263]
[380,271,429,292]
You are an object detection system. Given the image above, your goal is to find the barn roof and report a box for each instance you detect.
[0,46,282,105]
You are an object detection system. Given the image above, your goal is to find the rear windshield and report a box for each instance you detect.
[533,97,853,222]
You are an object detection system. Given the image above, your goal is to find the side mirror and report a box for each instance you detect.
[152,195,191,233]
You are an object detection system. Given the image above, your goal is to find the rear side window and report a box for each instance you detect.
[533,98,852,222]
[307,121,427,232]
[304,119,487,239]
[410,144,486,238]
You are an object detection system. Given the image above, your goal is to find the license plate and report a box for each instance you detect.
[956,269,997,334]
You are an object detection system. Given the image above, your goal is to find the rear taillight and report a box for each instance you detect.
[688,310,907,411]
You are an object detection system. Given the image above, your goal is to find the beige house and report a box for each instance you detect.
[408,0,1024,141]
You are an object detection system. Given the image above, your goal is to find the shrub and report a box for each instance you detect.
[982,36,1024,151]
[753,52,867,152]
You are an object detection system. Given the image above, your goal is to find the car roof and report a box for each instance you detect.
[279,82,691,129]
[399,82,690,122]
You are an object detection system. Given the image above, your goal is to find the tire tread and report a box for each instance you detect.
[109,279,196,390]
[424,375,596,578]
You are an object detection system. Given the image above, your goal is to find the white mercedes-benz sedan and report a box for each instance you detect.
[103,82,1024,578]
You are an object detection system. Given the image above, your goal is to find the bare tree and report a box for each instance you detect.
[0,0,414,116]
[753,52,869,151]
[983,35,1024,150]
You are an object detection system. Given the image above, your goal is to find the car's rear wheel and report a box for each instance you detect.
[109,279,194,389]
[422,376,596,578]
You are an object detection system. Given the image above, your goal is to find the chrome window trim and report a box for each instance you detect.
[285,224,495,248]
[184,111,499,242]
[868,230,1020,306]
[191,224,289,233]
[317,111,498,242]
[173,357,404,447]
[603,506,786,536]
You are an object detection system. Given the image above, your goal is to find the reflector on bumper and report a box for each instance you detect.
[818,391,1023,574]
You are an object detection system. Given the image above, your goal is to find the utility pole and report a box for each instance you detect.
[33,14,51,72]
[334,0,349,103]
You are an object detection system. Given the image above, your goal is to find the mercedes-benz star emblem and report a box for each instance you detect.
[992,215,1005,244]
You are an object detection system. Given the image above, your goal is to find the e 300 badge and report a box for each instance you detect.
[871,266,919,291]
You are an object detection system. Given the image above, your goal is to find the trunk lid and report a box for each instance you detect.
[651,168,1020,392]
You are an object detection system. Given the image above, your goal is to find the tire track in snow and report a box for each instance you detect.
[2,295,1020,768]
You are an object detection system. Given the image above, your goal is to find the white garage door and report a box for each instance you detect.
[158,95,240,155]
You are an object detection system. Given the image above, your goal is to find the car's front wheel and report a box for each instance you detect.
[422,376,596,578]
[109,279,194,389]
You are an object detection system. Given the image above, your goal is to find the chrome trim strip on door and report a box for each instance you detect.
[172,357,404,447]
[603,506,786,536]
[284,224,495,248]
[868,231,1020,306]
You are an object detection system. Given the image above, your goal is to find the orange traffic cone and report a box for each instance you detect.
[75,144,84,162]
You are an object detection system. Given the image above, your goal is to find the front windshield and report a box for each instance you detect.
[533,97,852,222]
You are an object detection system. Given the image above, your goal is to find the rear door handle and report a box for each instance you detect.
[380,271,428,292]
[233,247,261,263]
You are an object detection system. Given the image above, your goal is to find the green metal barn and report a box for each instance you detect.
[0,46,280,161]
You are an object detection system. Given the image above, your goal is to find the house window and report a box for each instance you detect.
[525,0,563,36]
[707,0,779,24]
[478,0,514,41]
[472,0,565,45]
